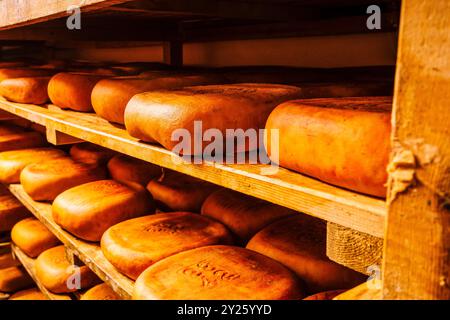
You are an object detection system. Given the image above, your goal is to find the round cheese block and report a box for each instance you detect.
[0,192,30,232]
[52,180,155,241]
[80,283,120,300]
[8,288,47,300]
[0,68,53,82]
[107,154,161,186]
[20,157,107,201]
[70,143,116,165]
[147,170,219,212]
[35,245,100,293]
[124,83,303,154]
[201,188,295,244]
[0,266,34,293]
[48,72,107,112]
[101,212,233,279]
[0,148,66,184]
[133,245,304,300]
[0,132,46,152]
[303,290,345,300]
[92,74,224,124]
[0,252,21,269]
[265,97,392,197]
[0,77,51,104]
[246,215,366,294]
[11,218,60,258]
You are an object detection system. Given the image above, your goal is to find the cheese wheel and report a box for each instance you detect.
[0,123,25,136]
[8,288,47,300]
[0,252,20,269]
[0,148,66,183]
[35,246,100,293]
[0,68,53,82]
[0,77,51,104]
[21,157,107,201]
[52,180,155,241]
[107,154,161,186]
[0,132,46,152]
[265,97,392,197]
[102,212,234,279]
[48,72,108,112]
[201,188,295,244]
[303,290,345,300]
[133,245,304,300]
[147,170,219,212]
[92,74,224,124]
[0,267,34,292]
[246,215,365,294]
[124,83,303,154]
[0,192,30,232]
[11,218,60,258]
[80,283,120,300]
[69,143,116,165]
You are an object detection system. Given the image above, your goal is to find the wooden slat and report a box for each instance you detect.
[8,184,134,300]
[0,0,134,30]
[10,243,73,300]
[0,98,386,237]
[383,0,450,300]
[333,279,382,300]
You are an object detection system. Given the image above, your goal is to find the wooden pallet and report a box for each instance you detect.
[10,243,73,300]
[0,99,386,238]
[8,184,134,300]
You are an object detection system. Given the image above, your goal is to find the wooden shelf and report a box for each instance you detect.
[10,243,73,300]
[0,99,386,238]
[8,184,134,300]
[333,279,382,300]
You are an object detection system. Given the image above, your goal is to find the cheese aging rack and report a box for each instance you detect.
[0,0,448,300]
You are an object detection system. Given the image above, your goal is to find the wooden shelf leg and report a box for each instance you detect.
[383,0,450,300]
[46,126,82,145]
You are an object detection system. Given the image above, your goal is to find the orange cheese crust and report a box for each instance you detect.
[0,77,51,104]
[0,132,46,152]
[0,266,34,293]
[0,192,31,232]
[107,154,161,186]
[80,283,120,300]
[69,143,116,165]
[8,288,48,300]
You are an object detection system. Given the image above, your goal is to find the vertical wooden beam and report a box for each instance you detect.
[163,39,183,67]
[383,0,450,299]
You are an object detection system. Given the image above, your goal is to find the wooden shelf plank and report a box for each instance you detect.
[10,243,73,300]
[333,279,382,300]
[0,98,386,237]
[8,184,134,300]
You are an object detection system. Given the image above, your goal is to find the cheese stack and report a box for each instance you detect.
[101,212,233,279]
[147,170,219,212]
[201,188,295,244]
[124,83,303,154]
[52,180,155,241]
[35,245,100,293]
[246,215,365,294]
[11,218,60,258]
[20,157,107,201]
[133,245,304,300]
[265,97,392,197]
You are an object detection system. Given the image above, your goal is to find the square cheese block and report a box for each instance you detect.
[0,76,51,104]
[11,217,60,258]
[133,245,304,300]
[20,157,107,201]
[0,148,66,184]
[52,180,155,241]
[107,154,161,186]
[124,83,303,154]
[246,215,365,294]
[147,170,219,212]
[35,246,100,293]
[101,212,233,279]
[0,266,34,293]
[265,96,392,197]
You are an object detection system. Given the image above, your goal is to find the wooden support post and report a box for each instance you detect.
[163,39,183,67]
[46,126,82,145]
[383,0,450,300]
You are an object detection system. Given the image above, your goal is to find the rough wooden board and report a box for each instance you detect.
[0,98,386,238]
[383,0,450,300]
[327,222,383,275]
[10,243,72,300]
[0,0,134,30]
[8,184,134,300]
[334,279,382,300]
